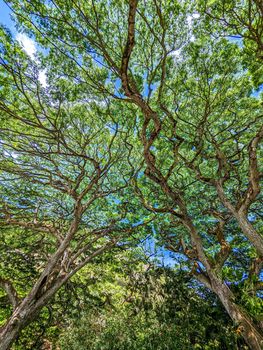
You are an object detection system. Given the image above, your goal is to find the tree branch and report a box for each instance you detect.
[0,278,20,309]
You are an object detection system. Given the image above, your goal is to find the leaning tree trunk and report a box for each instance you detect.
[0,275,65,350]
[0,295,49,350]
[209,274,263,350]
[0,304,33,350]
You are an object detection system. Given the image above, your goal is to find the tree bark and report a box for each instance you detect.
[0,278,62,350]
[216,183,263,257]
[235,213,263,257]
[117,4,263,348]
[209,274,263,350]
[0,303,35,350]
[0,240,115,349]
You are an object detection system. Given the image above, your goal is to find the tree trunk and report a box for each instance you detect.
[235,213,263,257]
[0,277,64,350]
[216,183,263,257]
[0,303,36,350]
[0,240,114,349]
[209,275,263,350]
[0,319,22,350]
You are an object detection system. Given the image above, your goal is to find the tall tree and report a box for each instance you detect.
[0,0,262,348]
[0,26,152,349]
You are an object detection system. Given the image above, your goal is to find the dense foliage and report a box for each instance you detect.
[58,267,245,350]
[0,0,262,349]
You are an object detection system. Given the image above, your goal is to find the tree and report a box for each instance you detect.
[0,0,262,348]
[58,267,246,350]
[0,26,152,349]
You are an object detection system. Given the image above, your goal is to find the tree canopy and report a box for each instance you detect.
[0,1,262,349]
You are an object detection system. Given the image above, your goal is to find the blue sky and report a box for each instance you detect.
[0,2,177,267]
[0,0,15,31]
[0,0,47,85]
[1,1,261,272]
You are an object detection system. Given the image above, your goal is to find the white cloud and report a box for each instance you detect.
[187,13,200,25]
[186,15,193,26]
[39,70,47,87]
[192,13,200,19]
[16,33,36,58]
[170,49,181,58]
[16,33,48,87]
